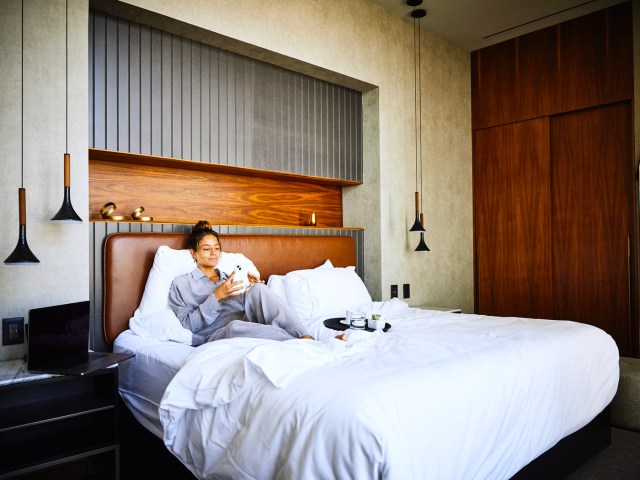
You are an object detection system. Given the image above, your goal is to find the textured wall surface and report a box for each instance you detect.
[0,0,473,360]
[0,0,89,361]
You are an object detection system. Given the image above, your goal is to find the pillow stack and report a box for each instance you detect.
[267,259,372,324]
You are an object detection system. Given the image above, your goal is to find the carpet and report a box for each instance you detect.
[564,427,640,479]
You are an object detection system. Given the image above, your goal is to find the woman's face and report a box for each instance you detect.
[192,234,222,269]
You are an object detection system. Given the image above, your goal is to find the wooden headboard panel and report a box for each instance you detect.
[102,232,356,344]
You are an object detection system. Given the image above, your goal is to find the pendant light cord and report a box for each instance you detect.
[412,8,419,193]
[65,0,68,153]
[417,13,423,214]
[21,0,24,189]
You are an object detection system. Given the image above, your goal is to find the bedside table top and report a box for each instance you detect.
[0,359,57,387]
[416,306,462,314]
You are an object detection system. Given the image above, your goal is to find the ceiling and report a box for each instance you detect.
[366,0,627,51]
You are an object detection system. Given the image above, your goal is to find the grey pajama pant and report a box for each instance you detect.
[205,283,310,342]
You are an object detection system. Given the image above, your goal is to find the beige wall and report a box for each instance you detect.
[0,0,473,361]
[0,0,89,361]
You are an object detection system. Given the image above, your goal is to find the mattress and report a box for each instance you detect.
[114,329,192,438]
[142,302,619,479]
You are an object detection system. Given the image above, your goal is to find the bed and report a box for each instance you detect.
[102,232,619,479]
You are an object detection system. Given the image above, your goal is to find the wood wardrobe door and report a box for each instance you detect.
[551,102,635,356]
[473,118,553,318]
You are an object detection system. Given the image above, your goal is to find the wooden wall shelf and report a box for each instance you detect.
[89,149,361,228]
[90,219,363,231]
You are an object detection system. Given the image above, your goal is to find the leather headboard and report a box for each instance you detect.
[102,232,356,344]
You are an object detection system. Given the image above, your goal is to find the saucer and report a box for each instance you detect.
[323,318,391,333]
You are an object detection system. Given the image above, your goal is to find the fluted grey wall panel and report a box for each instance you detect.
[89,10,362,181]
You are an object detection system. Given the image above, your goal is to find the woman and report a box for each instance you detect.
[169,221,346,345]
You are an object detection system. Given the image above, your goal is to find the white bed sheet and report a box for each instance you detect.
[154,303,619,480]
[114,329,193,438]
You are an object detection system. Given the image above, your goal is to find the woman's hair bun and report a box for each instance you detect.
[187,220,219,251]
[192,220,213,233]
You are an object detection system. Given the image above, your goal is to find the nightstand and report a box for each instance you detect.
[0,360,120,479]
[416,306,462,314]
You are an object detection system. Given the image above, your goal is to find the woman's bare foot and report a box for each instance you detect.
[300,334,347,341]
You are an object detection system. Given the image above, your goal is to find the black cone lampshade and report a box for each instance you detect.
[51,153,82,222]
[415,232,430,252]
[5,188,40,265]
[414,213,429,251]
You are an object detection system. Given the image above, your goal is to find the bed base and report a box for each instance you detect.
[512,405,611,479]
[119,399,610,479]
[119,397,193,479]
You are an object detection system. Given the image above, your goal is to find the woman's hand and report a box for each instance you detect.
[213,272,245,301]
[246,272,262,292]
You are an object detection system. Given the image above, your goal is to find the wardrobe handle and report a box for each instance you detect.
[476,238,480,313]
[628,235,631,327]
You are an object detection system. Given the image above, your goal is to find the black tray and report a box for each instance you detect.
[323,317,391,332]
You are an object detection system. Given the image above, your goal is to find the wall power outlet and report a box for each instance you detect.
[2,317,25,346]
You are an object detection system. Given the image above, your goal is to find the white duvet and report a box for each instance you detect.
[158,301,619,480]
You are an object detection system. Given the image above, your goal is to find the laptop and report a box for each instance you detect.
[27,300,134,376]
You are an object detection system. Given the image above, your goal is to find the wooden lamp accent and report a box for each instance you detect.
[410,191,424,232]
[51,153,82,222]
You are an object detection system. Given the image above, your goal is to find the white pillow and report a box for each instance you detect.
[130,246,258,344]
[316,259,334,269]
[137,246,193,316]
[129,307,193,344]
[284,266,372,322]
[267,259,333,303]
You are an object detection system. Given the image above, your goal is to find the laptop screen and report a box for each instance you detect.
[28,301,91,368]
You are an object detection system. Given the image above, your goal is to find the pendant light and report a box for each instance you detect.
[407,0,429,251]
[52,0,82,222]
[409,0,425,233]
[5,0,40,265]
